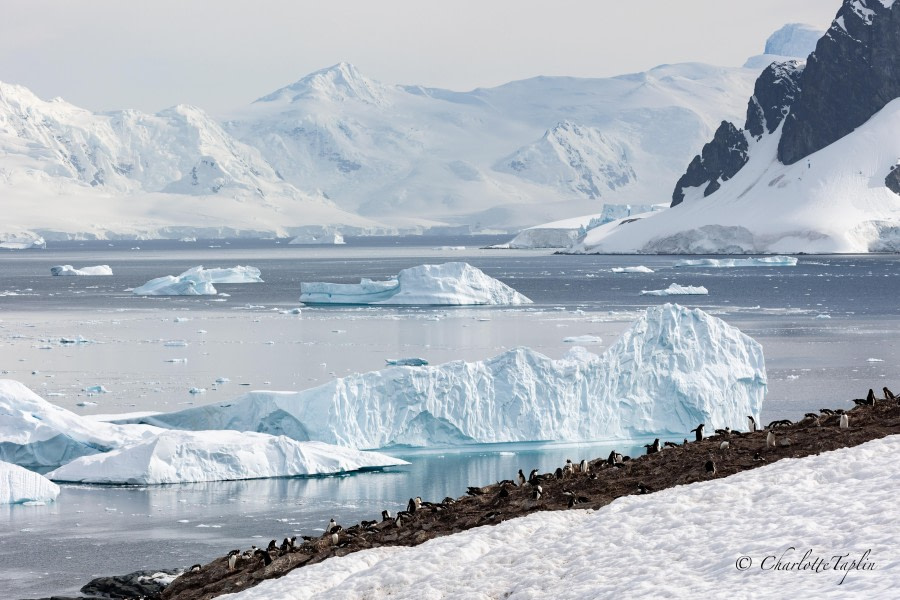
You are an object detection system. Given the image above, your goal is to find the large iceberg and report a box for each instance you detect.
[675,256,797,268]
[0,380,158,470]
[46,431,407,485]
[640,284,709,296]
[299,262,532,305]
[123,304,766,447]
[50,264,113,276]
[0,460,60,504]
[133,265,262,296]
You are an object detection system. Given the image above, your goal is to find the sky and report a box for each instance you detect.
[1,0,839,116]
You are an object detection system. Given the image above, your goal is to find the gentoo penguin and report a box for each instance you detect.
[663,441,679,449]
[753,452,766,462]
[690,424,705,442]
[528,468,539,483]
[820,408,835,416]
[532,485,543,501]
[704,460,716,474]
[747,415,757,432]
[607,450,619,466]
[227,550,240,572]
[579,459,588,473]
[884,387,896,400]
[719,441,730,450]
[644,439,660,455]
[189,564,202,572]
[267,539,277,553]
[683,438,689,446]
[407,498,417,513]
[867,388,876,406]
[554,467,564,480]
[840,414,849,429]
[381,509,392,521]
[328,518,337,531]
[766,431,776,447]
[637,482,651,494]
[517,469,527,486]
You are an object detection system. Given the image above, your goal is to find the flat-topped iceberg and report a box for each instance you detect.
[46,431,407,485]
[50,265,113,276]
[300,262,532,306]
[0,380,158,470]
[675,256,798,268]
[641,284,709,296]
[123,304,765,446]
[611,266,654,273]
[0,460,60,504]
[133,265,262,296]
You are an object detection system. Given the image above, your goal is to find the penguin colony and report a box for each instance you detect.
[168,386,900,599]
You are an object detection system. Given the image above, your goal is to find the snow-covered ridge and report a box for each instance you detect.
[222,435,900,600]
[299,262,531,305]
[1,460,60,504]
[123,304,766,447]
[46,431,407,485]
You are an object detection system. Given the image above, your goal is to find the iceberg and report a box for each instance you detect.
[385,358,429,367]
[45,430,407,485]
[562,335,602,344]
[121,304,766,447]
[299,262,531,306]
[611,266,654,273]
[133,265,262,296]
[0,380,158,470]
[50,264,114,276]
[640,284,709,296]
[674,256,798,268]
[0,460,60,504]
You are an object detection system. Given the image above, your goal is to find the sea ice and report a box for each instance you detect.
[124,304,765,447]
[133,265,262,296]
[674,256,798,268]
[299,262,531,306]
[562,335,602,344]
[50,265,114,276]
[385,358,429,367]
[611,266,654,273]
[0,460,60,504]
[45,431,407,485]
[640,284,709,296]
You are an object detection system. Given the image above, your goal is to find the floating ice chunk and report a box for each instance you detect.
[300,262,531,306]
[385,358,429,367]
[75,401,98,407]
[45,431,407,485]
[50,265,113,276]
[562,335,602,344]
[128,304,765,447]
[611,266,654,273]
[59,336,95,345]
[188,388,206,395]
[0,460,60,504]
[816,314,832,319]
[674,256,798,268]
[215,378,230,384]
[164,340,188,347]
[82,385,108,394]
[640,284,709,296]
[133,265,262,296]
[165,358,188,363]
[174,317,190,323]
[866,358,884,362]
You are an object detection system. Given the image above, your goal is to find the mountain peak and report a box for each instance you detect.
[254,62,388,107]
[764,23,823,57]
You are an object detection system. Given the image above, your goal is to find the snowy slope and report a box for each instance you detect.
[223,435,900,600]
[0,460,60,504]
[224,62,757,232]
[122,304,766,447]
[571,100,900,253]
[0,82,381,241]
[46,431,407,485]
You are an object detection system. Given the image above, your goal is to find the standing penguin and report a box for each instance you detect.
[704,460,716,474]
[766,431,776,447]
[747,415,757,432]
[644,439,661,455]
[517,469,526,486]
[866,389,876,406]
[690,424,705,442]
[840,414,849,429]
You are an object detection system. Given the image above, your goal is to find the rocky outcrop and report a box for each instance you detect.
[746,61,804,137]
[670,122,748,207]
[778,0,900,164]
[887,164,900,195]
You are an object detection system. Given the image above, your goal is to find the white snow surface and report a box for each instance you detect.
[133,265,262,296]
[0,380,158,469]
[0,459,60,504]
[124,304,766,447]
[50,264,113,276]
[641,284,709,296]
[222,435,900,600]
[45,431,407,485]
[299,262,531,306]
[570,99,900,254]
[675,256,798,267]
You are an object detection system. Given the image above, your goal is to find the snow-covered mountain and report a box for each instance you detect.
[569,1,900,254]
[744,23,823,69]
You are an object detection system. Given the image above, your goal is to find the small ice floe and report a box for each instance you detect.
[164,340,189,347]
[75,401,98,407]
[866,358,884,363]
[188,388,206,395]
[59,336,95,345]
[165,358,188,363]
[385,358,429,367]
[815,314,832,319]
[215,377,230,384]
[283,308,302,315]
[563,335,602,344]
[174,317,191,323]
[82,385,109,394]
[50,265,113,276]
[611,266,654,274]
[640,284,708,296]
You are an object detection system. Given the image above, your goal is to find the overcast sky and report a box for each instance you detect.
[1,1,839,115]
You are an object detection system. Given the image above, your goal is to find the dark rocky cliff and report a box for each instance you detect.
[671,122,748,207]
[746,60,804,138]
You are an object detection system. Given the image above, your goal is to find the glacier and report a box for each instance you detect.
[640,284,709,296]
[133,265,262,296]
[299,262,532,306]
[0,460,60,504]
[45,431,407,485]
[121,304,766,447]
[675,256,798,267]
[50,264,113,276]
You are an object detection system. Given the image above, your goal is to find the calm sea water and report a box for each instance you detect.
[1,238,899,598]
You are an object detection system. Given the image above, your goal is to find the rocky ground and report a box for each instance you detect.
[27,392,900,600]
